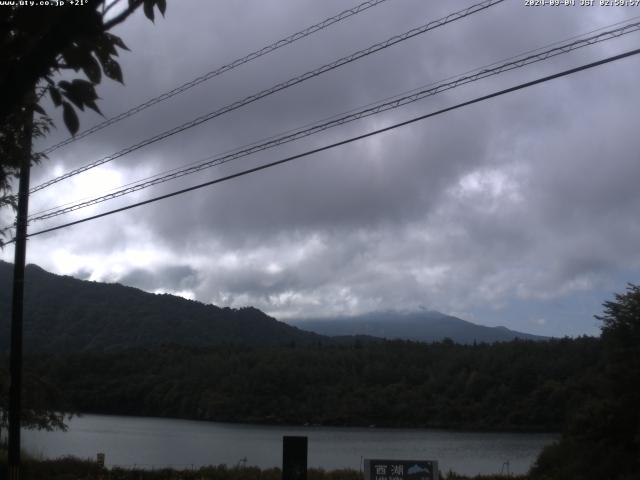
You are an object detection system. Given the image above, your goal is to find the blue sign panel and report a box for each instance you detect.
[364,459,438,480]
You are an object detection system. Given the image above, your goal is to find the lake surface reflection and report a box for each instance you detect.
[23,414,556,476]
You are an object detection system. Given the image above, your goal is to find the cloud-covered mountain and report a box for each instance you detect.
[289,310,547,344]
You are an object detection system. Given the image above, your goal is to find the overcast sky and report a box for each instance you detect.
[3,0,640,336]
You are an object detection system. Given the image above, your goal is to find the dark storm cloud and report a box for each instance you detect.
[119,265,200,292]
[8,0,640,335]
[73,268,93,281]
[140,109,495,247]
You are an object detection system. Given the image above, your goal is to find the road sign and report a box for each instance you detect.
[364,459,438,480]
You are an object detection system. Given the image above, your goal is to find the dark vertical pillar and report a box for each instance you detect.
[282,436,307,480]
[7,106,33,480]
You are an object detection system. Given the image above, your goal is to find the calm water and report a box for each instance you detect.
[22,414,556,476]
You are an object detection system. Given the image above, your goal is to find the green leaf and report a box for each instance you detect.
[59,81,85,111]
[33,104,46,116]
[94,43,115,68]
[60,79,101,114]
[70,79,98,100]
[62,101,79,136]
[85,100,102,116]
[94,34,118,62]
[49,87,62,107]
[62,44,91,72]
[102,58,123,84]
[143,0,155,22]
[157,0,166,16]
[82,54,102,84]
[105,32,129,52]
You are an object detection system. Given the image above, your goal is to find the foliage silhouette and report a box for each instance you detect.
[530,284,640,480]
[0,0,166,243]
[14,337,601,431]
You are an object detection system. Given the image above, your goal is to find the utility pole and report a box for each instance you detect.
[7,104,33,480]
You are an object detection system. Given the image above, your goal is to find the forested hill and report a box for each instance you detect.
[290,311,547,344]
[0,261,323,353]
[26,337,601,431]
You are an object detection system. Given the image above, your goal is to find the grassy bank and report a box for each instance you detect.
[0,454,527,480]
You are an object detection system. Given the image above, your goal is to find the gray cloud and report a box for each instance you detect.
[119,265,200,292]
[4,0,640,336]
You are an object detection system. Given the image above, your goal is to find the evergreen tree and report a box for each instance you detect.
[531,284,640,480]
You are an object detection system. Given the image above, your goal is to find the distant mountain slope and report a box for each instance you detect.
[0,261,324,353]
[289,310,547,344]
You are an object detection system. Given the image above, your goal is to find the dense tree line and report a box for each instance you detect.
[16,337,601,432]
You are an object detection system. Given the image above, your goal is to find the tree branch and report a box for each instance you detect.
[102,0,121,17]
[103,0,144,30]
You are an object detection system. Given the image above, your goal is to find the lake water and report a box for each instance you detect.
[22,414,557,476]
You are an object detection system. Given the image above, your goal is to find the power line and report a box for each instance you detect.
[30,0,505,194]
[32,14,640,220]
[31,15,640,224]
[28,19,640,223]
[31,15,640,221]
[16,46,640,242]
[39,0,392,156]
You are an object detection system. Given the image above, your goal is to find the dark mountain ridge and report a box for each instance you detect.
[0,261,323,353]
[289,310,548,344]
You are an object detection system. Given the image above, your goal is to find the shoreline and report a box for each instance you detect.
[1,453,529,480]
[20,413,555,476]
[64,410,561,435]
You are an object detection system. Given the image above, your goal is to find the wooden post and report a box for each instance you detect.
[7,104,33,480]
